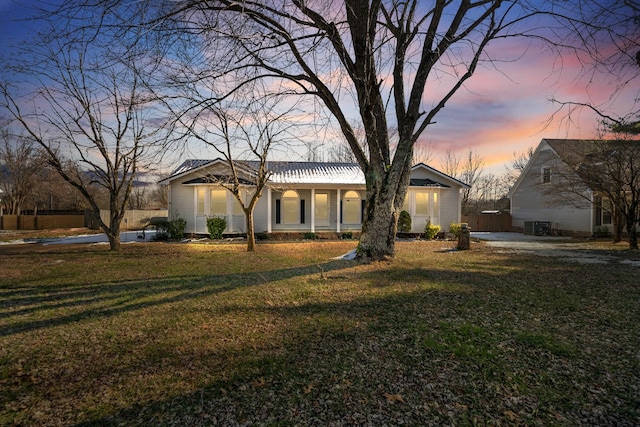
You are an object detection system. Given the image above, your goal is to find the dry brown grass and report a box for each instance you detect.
[1,240,638,426]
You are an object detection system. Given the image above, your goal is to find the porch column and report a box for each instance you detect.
[336,188,341,233]
[588,190,594,235]
[193,186,198,233]
[310,188,316,232]
[267,187,272,233]
[226,192,233,233]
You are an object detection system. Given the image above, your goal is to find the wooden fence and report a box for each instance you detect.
[0,209,167,231]
[461,213,512,232]
[95,210,168,230]
[0,214,85,230]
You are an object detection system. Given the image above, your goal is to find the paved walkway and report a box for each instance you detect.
[470,231,572,242]
[471,232,640,267]
[0,230,157,246]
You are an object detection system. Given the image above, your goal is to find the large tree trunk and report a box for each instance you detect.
[626,216,638,250]
[358,189,399,260]
[245,209,256,252]
[357,160,412,261]
[105,205,122,252]
[612,200,624,243]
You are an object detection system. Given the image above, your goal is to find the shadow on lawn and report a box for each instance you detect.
[4,251,639,426]
[0,259,355,337]
[71,260,640,426]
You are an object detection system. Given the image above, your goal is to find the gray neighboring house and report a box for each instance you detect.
[509,138,617,237]
[160,159,469,236]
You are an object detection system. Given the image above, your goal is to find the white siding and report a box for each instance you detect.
[166,161,465,235]
[511,143,592,234]
[169,182,196,233]
[253,192,269,233]
[439,189,460,230]
[404,165,466,233]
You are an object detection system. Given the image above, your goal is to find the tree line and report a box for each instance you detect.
[0,1,637,255]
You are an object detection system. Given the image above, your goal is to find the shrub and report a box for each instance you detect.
[206,217,227,240]
[154,216,187,241]
[423,221,441,240]
[341,231,353,240]
[398,210,412,233]
[303,232,318,240]
[168,218,187,240]
[153,222,170,241]
[594,225,610,238]
[449,222,462,238]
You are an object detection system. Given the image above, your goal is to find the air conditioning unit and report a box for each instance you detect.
[523,221,550,236]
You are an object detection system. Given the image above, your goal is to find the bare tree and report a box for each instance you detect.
[141,0,580,260]
[0,129,44,215]
[539,139,640,248]
[439,148,485,214]
[412,141,435,166]
[439,148,462,184]
[548,0,639,135]
[505,146,535,186]
[128,186,149,210]
[579,140,640,249]
[1,24,168,250]
[328,142,358,163]
[465,173,511,213]
[13,0,635,259]
[35,163,88,210]
[180,94,298,252]
[148,180,169,209]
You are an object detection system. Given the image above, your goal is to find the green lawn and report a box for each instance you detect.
[1,240,638,426]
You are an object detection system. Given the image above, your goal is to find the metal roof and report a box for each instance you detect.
[182,174,254,185]
[167,159,463,188]
[170,159,216,176]
[267,162,365,185]
[410,178,450,188]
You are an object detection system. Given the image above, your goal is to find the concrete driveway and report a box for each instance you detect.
[470,232,640,267]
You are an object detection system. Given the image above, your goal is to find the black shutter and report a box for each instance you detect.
[275,199,281,224]
[361,200,366,223]
[300,199,305,224]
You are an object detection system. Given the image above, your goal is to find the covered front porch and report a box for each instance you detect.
[265,186,365,234]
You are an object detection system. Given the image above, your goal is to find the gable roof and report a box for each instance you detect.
[543,139,596,169]
[411,162,471,189]
[162,158,469,189]
[508,138,640,197]
[508,139,581,197]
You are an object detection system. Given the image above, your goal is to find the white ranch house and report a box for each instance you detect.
[161,159,470,236]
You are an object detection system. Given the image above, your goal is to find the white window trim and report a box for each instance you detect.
[282,189,301,225]
[342,190,361,225]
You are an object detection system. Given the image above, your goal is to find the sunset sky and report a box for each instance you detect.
[1,1,637,176]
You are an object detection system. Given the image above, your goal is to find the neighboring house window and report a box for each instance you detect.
[602,198,612,225]
[210,189,226,216]
[595,196,613,226]
[197,189,205,215]
[282,190,300,224]
[542,167,551,183]
[342,190,361,224]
